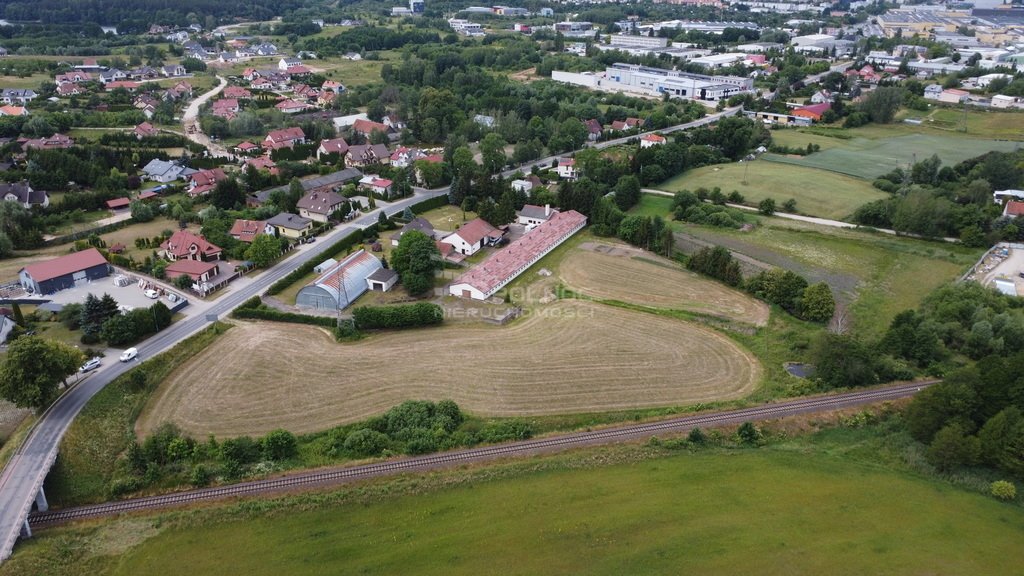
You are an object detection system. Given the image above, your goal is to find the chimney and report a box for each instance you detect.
[545,204,550,216]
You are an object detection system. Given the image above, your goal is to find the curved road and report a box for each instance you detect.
[0,107,742,562]
[30,380,930,527]
[182,75,230,158]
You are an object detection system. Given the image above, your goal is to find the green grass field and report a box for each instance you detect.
[657,162,887,220]
[765,131,1020,180]
[10,426,1024,576]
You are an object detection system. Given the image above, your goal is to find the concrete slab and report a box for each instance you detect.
[45,274,189,315]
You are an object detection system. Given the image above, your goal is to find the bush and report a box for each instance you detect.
[991,480,1017,501]
[262,429,298,460]
[343,428,390,457]
[479,420,534,443]
[231,300,337,328]
[352,303,444,329]
[221,436,261,465]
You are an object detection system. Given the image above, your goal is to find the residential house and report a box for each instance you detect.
[351,118,389,139]
[188,167,227,197]
[321,80,345,92]
[511,179,534,194]
[133,122,159,139]
[0,88,37,104]
[56,84,85,97]
[223,86,252,99]
[75,58,103,72]
[253,42,279,56]
[609,117,643,132]
[390,217,436,247]
[263,126,306,149]
[317,137,349,159]
[211,98,239,118]
[556,158,578,180]
[104,81,141,92]
[0,181,48,209]
[297,189,346,223]
[165,259,219,284]
[141,158,191,183]
[792,103,830,122]
[389,146,426,168]
[810,89,833,104]
[317,91,336,107]
[162,64,186,77]
[218,52,239,63]
[265,212,314,238]
[21,133,73,150]
[55,71,93,85]
[938,88,969,104]
[279,57,302,70]
[245,156,278,175]
[516,204,556,230]
[1004,201,1024,218]
[275,99,310,114]
[161,229,222,261]
[383,113,406,131]
[0,105,27,116]
[345,144,390,167]
[98,69,127,84]
[229,219,266,243]
[584,119,602,141]
[923,84,943,100]
[360,175,393,197]
[250,78,273,91]
[640,133,666,148]
[234,141,259,154]
[292,83,318,100]
[442,218,503,256]
[18,247,109,295]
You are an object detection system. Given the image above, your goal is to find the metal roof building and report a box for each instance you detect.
[295,249,382,310]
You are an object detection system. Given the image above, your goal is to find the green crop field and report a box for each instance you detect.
[9,432,1024,576]
[657,162,887,221]
[764,131,1020,180]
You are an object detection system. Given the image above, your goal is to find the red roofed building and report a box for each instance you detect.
[229,219,266,243]
[275,99,310,114]
[234,141,259,153]
[211,98,239,118]
[317,137,349,159]
[449,210,587,300]
[105,81,141,92]
[264,126,306,149]
[285,65,312,75]
[441,218,503,256]
[165,259,219,283]
[161,230,222,261]
[640,133,666,148]
[351,118,389,138]
[22,133,73,150]
[223,86,252,99]
[610,117,644,132]
[1004,201,1024,218]
[19,247,110,294]
[105,197,130,210]
[584,118,602,141]
[245,156,279,175]
[56,84,85,97]
[188,168,227,197]
[134,122,159,139]
[792,103,831,122]
[556,158,578,180]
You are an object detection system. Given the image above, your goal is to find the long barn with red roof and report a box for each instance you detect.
[449,210,587,300]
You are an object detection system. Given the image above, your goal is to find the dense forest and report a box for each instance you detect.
[0,0,309,30]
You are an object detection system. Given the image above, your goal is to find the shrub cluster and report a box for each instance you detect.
[232,296,336,328]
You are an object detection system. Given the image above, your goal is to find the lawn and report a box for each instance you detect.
[657,161,887,220]
[764,130,1020,180]
[12,434,1024,576]
[0,71,50,89]
[137,300,760,438]
[638,194,982,339]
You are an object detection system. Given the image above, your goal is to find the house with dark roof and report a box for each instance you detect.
[265,213,314,239]
[161,230,222,261]
[390,217,436,246]
[516,204,556,230]
[584,119,602,141]
[366,268,398,292]
[442,218,503,256]
[296,249,382,310]
[229,219,266,243]
[297,190,345,223]
[165,259,219,283]
[19,247,109,294]
[1,181,48,209]
[247,168,362,207]
[317,137,349,159]
[345,144,390,167]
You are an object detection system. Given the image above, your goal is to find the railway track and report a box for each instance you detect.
[29,381,930,527]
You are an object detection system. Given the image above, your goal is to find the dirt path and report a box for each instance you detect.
[181,75,231,158]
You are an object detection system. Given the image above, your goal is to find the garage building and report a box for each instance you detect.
[19,248,110,295]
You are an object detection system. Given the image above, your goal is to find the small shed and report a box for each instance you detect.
[366,268,398,292]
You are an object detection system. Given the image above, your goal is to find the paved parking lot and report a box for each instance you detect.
[46,274,188,314]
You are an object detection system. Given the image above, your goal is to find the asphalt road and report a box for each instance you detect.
[0,107,741,562]
[0,188,447,561]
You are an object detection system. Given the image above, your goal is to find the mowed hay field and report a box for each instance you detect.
[561,242,769,325]
[658,161,887,220]
[138,301,760,438]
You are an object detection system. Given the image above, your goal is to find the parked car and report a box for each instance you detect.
[119,347,138,362]
[79,357,101,373]
[144,289,159,299]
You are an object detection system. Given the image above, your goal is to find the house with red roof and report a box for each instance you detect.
[105,81,141,92]
[21,133,73,150]
[556,158,578,180]
[317,137,349,159]
[234,141,259,154]
[321,80,345,92]
[161,230,222,261]
[134,122,159,139]
[0,105,28,116]
[188,168,227,197]
[360,176,393,197]
[264,126,306,149]
[229,219,266,243]
[792,103,831,122]
[275,99,310,114]
[609,117,644,132]
[449,210,587,300]
[56,84,85,97]
[441,218,504,256]
[1004,201,1024,218]
[245,156,279,175]
[211,98,239,118]
[165,259,220,283]
[351,118,389,139]
[19,247,110,294]
[640,133,666,148]
[223,86,252,99]
[584,119,602,141]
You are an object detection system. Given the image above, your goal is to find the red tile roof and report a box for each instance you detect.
[319,137,349,154]
[21,247,107,283]
[449,218,500,246]
[1006,201,1024,216]
[641,134,666,142]
[235,141,258,151]
[452,210,587,296]
[190,168,226,187]
[106,197,130,209]
[229,219,266,242]
[161,230,222,259]
[352,118,388,136]
[265,126,305,144]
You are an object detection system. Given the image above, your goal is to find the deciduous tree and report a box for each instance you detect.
[0,336,83,409]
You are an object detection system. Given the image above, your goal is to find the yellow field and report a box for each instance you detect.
[138,301,761,438]
[561,242,769,325]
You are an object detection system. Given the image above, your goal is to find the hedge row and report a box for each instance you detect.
[45,218,134,247]
[231,296,336,328]
[352,303,444,329]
